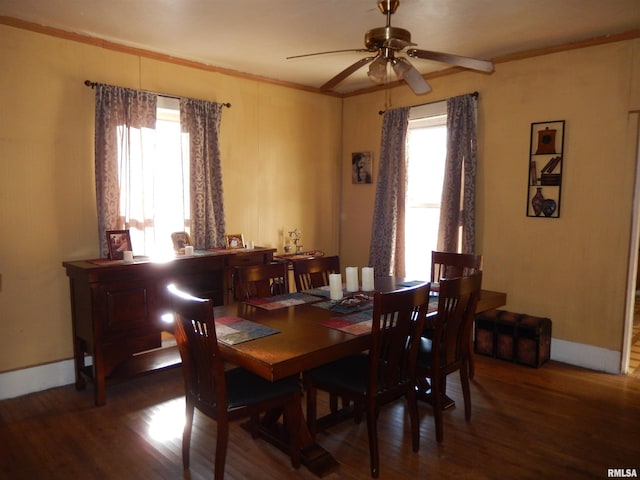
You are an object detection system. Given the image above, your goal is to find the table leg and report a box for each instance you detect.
[247,406,339,477]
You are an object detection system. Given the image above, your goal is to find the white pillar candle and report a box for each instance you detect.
[361,267,375,291]
[329,273,343,300]
[345,267,359,292]
[123,251,134,263]
[184,245,194,256]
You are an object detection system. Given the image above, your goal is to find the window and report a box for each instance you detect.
[405,102,447,280]
[123,97,190,258]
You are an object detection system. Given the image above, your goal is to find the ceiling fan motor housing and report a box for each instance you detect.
[377,0,400,15]
[365,26,411,50]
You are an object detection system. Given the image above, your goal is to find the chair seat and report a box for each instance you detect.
[225,368,300,409]
[305,353,369,394]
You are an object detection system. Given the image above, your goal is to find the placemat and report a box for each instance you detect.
[215,316,279,345]
[245,292,323,310]
[320,310,374,336]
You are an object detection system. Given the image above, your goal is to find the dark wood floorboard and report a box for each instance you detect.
[1,354,639,479]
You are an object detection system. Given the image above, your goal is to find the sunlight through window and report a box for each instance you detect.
[405,107,447,280]
[148,398,185,442]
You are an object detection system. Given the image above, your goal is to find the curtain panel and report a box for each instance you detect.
[94,84,157,257]
[369,107,411,276]
[437,93,478,254]
[180,99,226,249]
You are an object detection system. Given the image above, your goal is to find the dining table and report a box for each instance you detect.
[212,278,507,477]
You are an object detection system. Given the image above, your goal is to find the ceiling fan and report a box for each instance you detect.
[287,0,494,94]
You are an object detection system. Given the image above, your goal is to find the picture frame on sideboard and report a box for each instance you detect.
[106,230,132,260]
[224,233,245,249]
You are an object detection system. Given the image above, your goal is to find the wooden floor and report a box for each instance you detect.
[1,354,639,480]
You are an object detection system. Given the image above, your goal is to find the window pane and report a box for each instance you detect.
[405,118,447,280]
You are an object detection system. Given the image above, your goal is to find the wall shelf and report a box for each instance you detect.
[527,120,565,218]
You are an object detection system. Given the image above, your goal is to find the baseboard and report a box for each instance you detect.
[0,338,624,401]
[0,358,79,401]
[550,339,622,374]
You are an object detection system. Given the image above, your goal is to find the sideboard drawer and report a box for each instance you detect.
[226,252,270,266]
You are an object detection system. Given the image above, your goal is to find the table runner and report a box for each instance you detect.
[245,292,323,310]
[312,294,373,314]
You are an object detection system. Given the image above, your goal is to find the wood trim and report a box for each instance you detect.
[492,28,640,64]
[0,15,338,97]
[1,15,638,99]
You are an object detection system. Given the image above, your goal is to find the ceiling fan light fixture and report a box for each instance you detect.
[367,56,388,84]
[297,0,493,94]
[392,57,412,79]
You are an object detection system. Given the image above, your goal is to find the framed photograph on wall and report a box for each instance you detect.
[352,152,373,184]
[224,233,245,249]
[106,230,132,260]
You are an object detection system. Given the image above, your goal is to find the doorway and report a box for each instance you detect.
[623,112,640,376]
[630,298,640,378]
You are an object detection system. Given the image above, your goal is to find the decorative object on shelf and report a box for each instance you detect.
[106,229,132,260]
[527,120,565,218]
[535,127,557,154]
[531,188,545,217]
[224,233,245,249]
[542,199,557,217]
[288,228,303,253]
[352,152,373,184]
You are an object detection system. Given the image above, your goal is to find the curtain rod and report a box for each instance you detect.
[84,80,231,108]
[378,91,478,115]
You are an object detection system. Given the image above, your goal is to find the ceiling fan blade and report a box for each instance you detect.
[397,61,432,95]
[321,56,377,91]
[384,37,416,50]
[407,48,494,73]
[286,49,370,60]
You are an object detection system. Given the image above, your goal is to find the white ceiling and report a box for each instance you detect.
[1,0,639,94]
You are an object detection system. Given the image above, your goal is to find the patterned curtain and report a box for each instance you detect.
[94,84,157,257]
[368,107,411,276]
[437,94,478,254]
[180,98,226,249]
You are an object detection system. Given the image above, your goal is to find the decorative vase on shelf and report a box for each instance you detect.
[542,198,557,217]
[531,188,544,216]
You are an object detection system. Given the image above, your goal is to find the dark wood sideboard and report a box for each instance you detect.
[62,247,275,406]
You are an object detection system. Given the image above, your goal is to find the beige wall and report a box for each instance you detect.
[0,25,342,372]
[1,22,638,378]
[340,39,640,354]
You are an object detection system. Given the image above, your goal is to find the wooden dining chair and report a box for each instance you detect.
[431,250,483,379]
[303,283,430,478]
[415,271,482,443]
[166,284,302,479]
[234,261,289,300]
[291,255,340,291]
[431,251,483,282]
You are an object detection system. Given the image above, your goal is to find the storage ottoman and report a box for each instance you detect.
[474,309,552,367]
